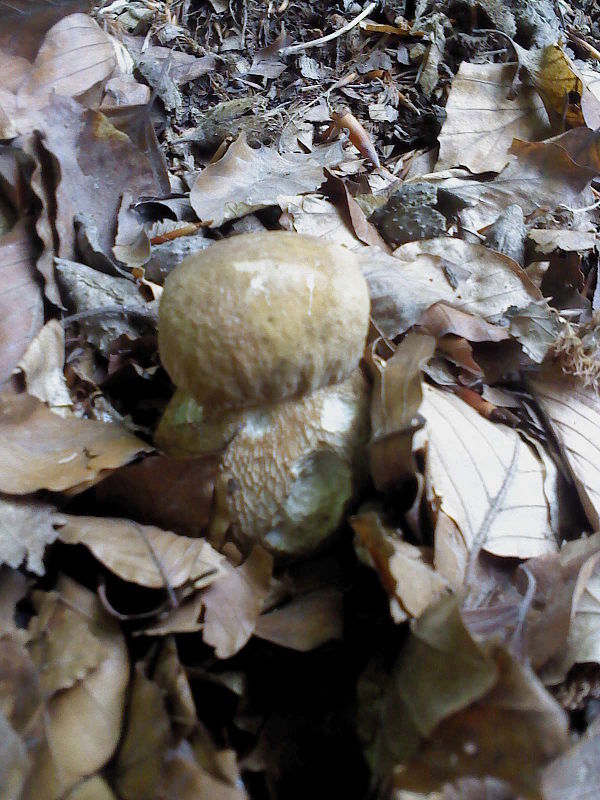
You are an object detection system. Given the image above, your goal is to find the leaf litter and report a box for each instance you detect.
[2,0,600,798]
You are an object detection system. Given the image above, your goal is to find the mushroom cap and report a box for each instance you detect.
[158,231,370,409]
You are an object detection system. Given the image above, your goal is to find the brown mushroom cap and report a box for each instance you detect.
[158,231,370,409]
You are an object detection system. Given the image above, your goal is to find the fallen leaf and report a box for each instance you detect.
[94,453,219,537]
[57,515,226,590]
[56,258,158,355]
[0,568,28,637]
[115,664,171,800]
[190,133,329,227]
[0,495,59,576]
[22,577,129,800]
[254,588,343,651]
[153,637,196,736]
[156,740,247,800]
[528,228,597,254]
[16,320,72,414]
[17,14,116,100]
[436,62,550,173]
[0,392,153,494]
[352,512,448,621]
[139,592,204,636]
[417,302,512,343]
[0,709,30,800]
[421,384,557,571]
[279,193,362,249]
[0,218,43,386]
[422,137,597,232]
[0,1,89,62]
[202,546,273,658]
[528,371,600,530]
[27,590,108,695]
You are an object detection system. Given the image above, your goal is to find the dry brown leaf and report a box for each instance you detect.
[0,1,89,63]
[528,371,600,530]
[0,218,43,386]
[421,385,557,575]
[362,238,558,359]
[417,302,512,343]
[27,590,108,696]
[190,133,329,227]
[139,592,204,636]
[352,512,448,622]
[254,588,343,651]
[156,741,247,800]
[153,637,196,736]
[423,138,597,233]
[518,43,600,130]
[94,453,219,537]
[16,320,72,414]
[0,495,59,576]
[436,62,550,173]
[22,577,129,800]
[202,546,273,658]
[115,664,172,800]
[0,393,152,494]
[57,515,226,589]
[17,14,116,100]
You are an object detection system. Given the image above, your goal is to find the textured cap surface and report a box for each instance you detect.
[158,231,370,408]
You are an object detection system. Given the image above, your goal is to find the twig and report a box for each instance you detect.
[280,2,377,56]
[60,306,157,327]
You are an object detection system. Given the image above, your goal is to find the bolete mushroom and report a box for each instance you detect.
[157,231,371,556]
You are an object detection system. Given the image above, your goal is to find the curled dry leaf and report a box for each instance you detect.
[202,546,273,659]
[190,133,329,227]
[528,371,600,531]
[421,384,557,580]
[279,193,362,249]
[436,62,550,173]
[0,495,59,576]
[0,392,153,494]
[22,577,129,800]
[0,218,43,386]
[542,717,600,800]
[57,516,226,590]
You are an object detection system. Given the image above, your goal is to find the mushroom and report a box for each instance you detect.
[156,231,371,556]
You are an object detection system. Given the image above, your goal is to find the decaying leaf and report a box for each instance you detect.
[57,516,226,590]
[436,62,550,173]
[421,385,557,578]
[156,740,247,800]
[202,546,273,658]
[279,193,362,249]
[0,392,153,494]
[542,717,600,800]
[22,577,129,800]
[0,495,59,576]
[0,218,43,386]
[190,133,334,227]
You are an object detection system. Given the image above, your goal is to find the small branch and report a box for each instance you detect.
[280,2,376,56]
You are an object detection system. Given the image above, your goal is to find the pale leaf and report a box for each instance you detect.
[202,546,273,658]
[0,393,153,494]
[16,320,72,414]
[254,588,343,651]
[0,710,29,800]
[528,372,600,530]
[57,516,226,589]
[436,62,550,173]
[190,133,326,227]
[64,777,118,800]
[422,385,557,568]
